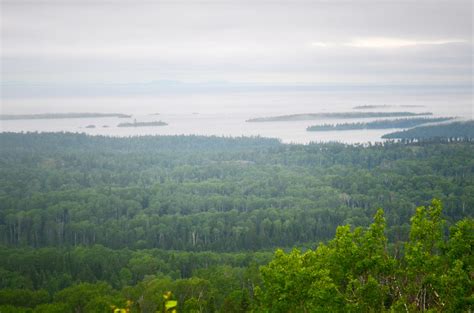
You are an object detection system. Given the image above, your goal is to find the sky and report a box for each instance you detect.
[0,0,472,109]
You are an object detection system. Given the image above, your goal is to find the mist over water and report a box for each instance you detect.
[1,90,472,144]
[2,0,472,143]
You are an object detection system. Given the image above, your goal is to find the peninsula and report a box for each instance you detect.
[0,113,131,120]
[117,121,168,127]
[246,112,432,122]
[353,105,425,109]
[382,121,474,140]
[306,117,453,131]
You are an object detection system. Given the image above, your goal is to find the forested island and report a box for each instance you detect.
[117,120,168,127]
[0,113,131,120]
[306,117,453,131]
[353,105,425,109]
[246,111,432,122]
[383,120,474,140]
[0,132,472,312]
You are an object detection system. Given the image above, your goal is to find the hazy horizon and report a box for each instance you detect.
[1,0,472,116]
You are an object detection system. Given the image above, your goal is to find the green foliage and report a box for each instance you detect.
[0,133,472,312]
[53,282,122,313]
[0,289,49,308]
[33,303,69,313]
[258,201,473,312]
[0,305,33,313]
[0,133,472,252]
[259,210,393,312]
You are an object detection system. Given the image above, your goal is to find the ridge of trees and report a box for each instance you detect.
[0,200,471,312]
[258,200,473,312]
[382,120,474,140]
[0,133,472,251]
[0,133,472,312]
[306,117,453,131]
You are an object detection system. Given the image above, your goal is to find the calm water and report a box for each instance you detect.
[1,91,472,144]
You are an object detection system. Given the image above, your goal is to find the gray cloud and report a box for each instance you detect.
[1,0,472,96]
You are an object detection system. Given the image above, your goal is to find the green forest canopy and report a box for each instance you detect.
[0,200,471,312]
[0,133,472,312]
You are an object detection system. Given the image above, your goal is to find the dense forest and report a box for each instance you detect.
[0,132,472,312]
[306,117,453,131]
[383,121,474,140]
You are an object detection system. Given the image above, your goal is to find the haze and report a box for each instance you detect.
[0,0,472,114]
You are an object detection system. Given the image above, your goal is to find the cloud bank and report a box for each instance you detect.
[1,0,472,98]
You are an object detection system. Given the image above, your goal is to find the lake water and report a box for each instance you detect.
[1,91,472,144]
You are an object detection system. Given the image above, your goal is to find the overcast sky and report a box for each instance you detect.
[1,0,472,100]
